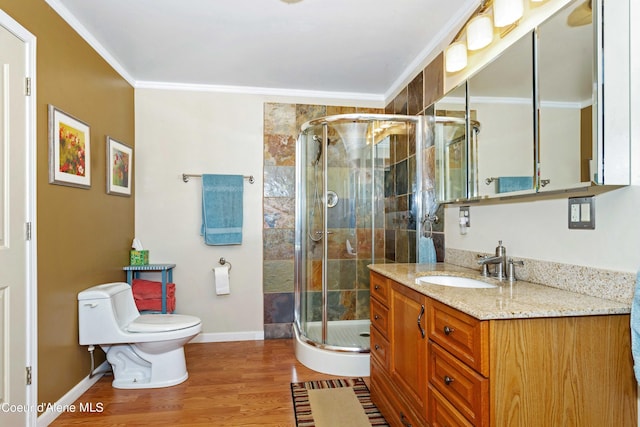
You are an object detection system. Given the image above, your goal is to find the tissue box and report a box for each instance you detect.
[129,250,149,266]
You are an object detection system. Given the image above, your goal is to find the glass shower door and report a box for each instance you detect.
[295,125,324,346]
[296,115,420,352]
[323,121,371,349]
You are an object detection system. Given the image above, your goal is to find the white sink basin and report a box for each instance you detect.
[415,275,497,289]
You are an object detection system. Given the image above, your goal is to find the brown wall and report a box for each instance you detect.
[0,0,135,404]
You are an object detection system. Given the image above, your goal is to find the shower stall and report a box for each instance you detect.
[293,113,429,376]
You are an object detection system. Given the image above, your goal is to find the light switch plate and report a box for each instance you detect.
[459,205,470,227]
[568,196,595,229]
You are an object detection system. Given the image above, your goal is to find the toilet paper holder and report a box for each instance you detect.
[218,257,232,272]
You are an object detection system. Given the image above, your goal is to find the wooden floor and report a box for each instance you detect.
[51,339,366,426]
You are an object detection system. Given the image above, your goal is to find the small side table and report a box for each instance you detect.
[123,264,176,314]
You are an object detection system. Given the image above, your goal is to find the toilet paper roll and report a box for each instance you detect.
[214,265,230,295]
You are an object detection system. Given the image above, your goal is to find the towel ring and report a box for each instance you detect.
[219,257,232,272]
[421,214,439,238]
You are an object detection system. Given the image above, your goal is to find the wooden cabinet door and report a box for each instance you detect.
[389,281,428,420]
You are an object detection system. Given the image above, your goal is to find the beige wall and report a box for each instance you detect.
[0,0,135,404]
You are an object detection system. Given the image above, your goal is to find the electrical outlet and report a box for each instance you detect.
[568,197,595,229]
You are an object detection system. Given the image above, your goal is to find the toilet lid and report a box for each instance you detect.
[126,314,201,333]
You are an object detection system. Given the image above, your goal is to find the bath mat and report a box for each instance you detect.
[290,378,388,427]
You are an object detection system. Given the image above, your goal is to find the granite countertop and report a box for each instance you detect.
[368,263,631,320]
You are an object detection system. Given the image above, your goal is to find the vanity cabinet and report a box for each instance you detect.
[370,272,637,426]
[370,272,428,427]
[428,300,636,426]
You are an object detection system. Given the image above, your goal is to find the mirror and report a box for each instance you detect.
[537,0,594,191]
[433,84,467,202]
[467,32,535,198]
[433,0,628,204]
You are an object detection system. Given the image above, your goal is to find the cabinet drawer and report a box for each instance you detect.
[370,326,390,371]
[428,341,489,427]
[371,297,390,338]
[428,384,473,427]
[370,272,390,306]
[427,298,489,376]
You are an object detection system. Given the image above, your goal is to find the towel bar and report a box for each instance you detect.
[182,173,254,184]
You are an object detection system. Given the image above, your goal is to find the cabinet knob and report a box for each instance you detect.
[444,375,454,386]
[374,344,381,351]
[443,325,454,335]
[374,285,380,290]
[374,315,380,320]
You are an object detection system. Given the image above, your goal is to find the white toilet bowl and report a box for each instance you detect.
[78,282,202,389]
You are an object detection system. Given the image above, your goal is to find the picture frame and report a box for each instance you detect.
[48,105,91,188]
[106,136,133,196]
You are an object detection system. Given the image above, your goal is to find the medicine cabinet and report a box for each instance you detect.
[433,0,631,204]
[468,31,535,199]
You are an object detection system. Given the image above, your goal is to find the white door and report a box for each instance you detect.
[0,21,30,427]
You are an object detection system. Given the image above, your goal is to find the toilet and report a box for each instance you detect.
[78,282,202,389]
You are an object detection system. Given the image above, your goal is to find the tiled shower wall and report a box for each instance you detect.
[262,53,446,339]
[385,68,445,265]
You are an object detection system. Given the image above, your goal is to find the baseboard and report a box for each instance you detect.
[37,361,110,427]
[190,330,265,343]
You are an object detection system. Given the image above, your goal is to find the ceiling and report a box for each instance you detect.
[49,0,478,100]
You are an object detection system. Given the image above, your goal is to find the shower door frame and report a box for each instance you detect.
[294,113,425,354]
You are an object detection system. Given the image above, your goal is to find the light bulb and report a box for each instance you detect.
[445,42,468,73]
[494,0,524,27]
[466,14,493,50]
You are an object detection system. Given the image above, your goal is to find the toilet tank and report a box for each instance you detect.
[78,283,140,345]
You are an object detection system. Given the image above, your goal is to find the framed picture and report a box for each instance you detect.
[48,105,91,188]
[106,136,132,196]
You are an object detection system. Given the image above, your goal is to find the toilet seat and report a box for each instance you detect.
[127,314,201,333]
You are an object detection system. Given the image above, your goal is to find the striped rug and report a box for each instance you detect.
[290,378,389,427]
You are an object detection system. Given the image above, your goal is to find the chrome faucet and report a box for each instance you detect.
[477,240,507,280]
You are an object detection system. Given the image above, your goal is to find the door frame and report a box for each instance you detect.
[0,9,37,427]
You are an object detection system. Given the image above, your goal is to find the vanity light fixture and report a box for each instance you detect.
[466,13,494,50]
[493,0,524,27]
[445,41,468,73]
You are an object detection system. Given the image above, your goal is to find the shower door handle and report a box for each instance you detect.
[417,305,425,339]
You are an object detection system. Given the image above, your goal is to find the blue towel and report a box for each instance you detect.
[631,269,640,382]
[419,236,437,264]
[201,174,243,245]
[496,176,533,193]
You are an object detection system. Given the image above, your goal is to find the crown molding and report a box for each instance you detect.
[385,0,481,103]
[135,80,385,102]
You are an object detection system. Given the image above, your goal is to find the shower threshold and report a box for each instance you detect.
[293,320,370,377]
[302,319,371,350]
